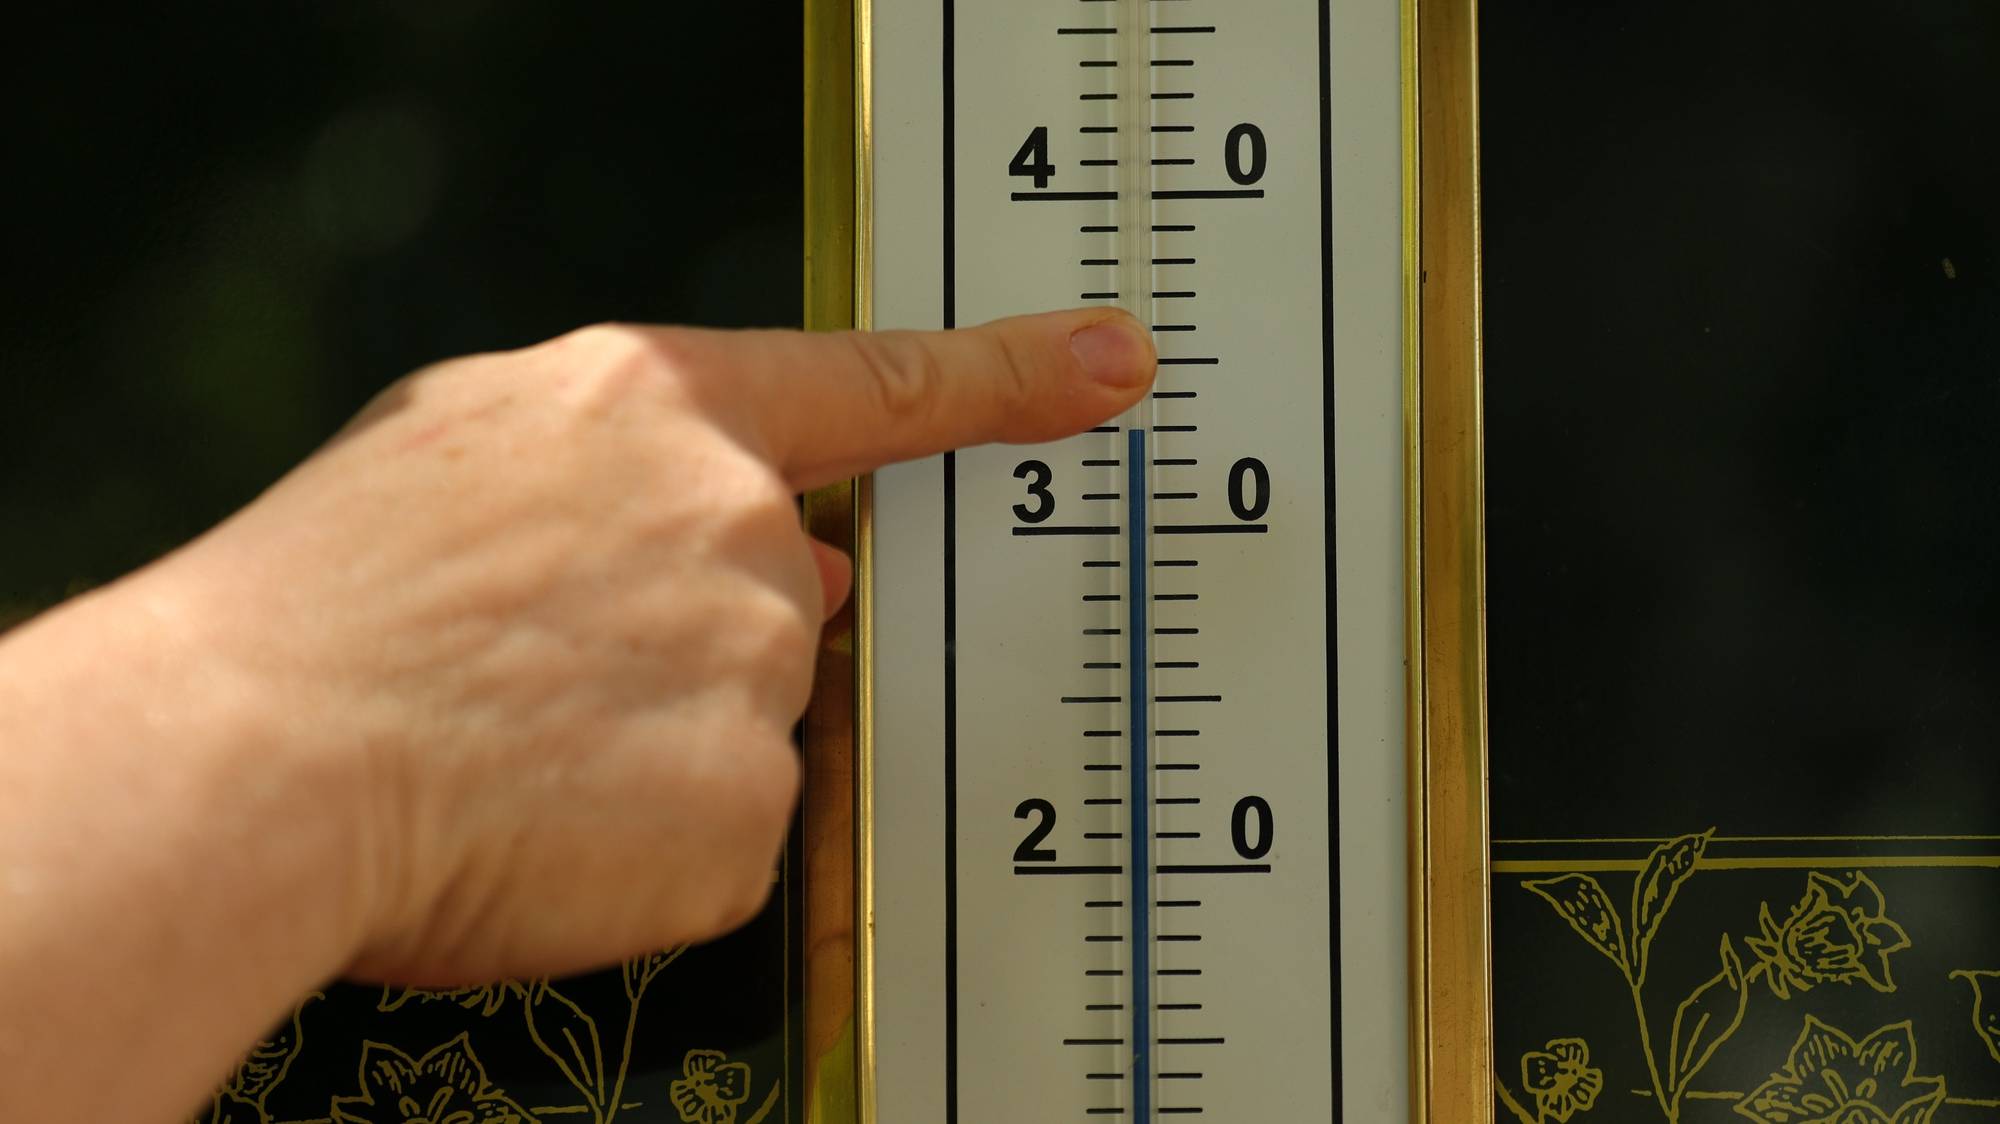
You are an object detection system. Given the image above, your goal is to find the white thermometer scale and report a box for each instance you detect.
[857,0,1410,1118]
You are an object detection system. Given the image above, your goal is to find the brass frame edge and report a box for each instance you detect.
[852,1,877,1122]
[1412,0,1494,1120]
[802,0,864,1121]
[1399,0,1427,1118]
[804,0,857,334]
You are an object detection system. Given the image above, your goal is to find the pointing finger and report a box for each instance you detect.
[649,308,1157,491]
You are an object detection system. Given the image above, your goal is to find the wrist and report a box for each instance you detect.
[121,554,385,975]
[0,561,380,1117]
[2,557,380,979]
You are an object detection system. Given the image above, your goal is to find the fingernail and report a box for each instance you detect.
[1069,317,1154,388]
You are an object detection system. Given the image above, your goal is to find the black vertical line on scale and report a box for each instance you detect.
[1127,428,1152,1124]
[942,1,960,1120]
[1317,0,1343,1111]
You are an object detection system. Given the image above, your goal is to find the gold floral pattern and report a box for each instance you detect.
[1508,833,1960,1123]
[196,906,783,1122]
[356,950,728,1123]
[1745,873,1911,999]
[194,994,316,1124]
[1736,1018,1945,1124]
[669,1049,753,1124]
[194,1091,269,1124]
[1521,1038,1603,1123]
[1950,970,2000,1066]
[1521,831,1728,1123]
[330,1034,531,1124]
[376,982,531,1018]
[623,946,688,1002]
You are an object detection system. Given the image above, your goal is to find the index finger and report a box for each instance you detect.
[664,308,1157,491]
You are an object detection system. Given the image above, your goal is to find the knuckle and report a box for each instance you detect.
[628,326,703,386]
[733,592,818,682]
[553,323,697,412]
[563,322,654,368]
[691,442,790,514]
[846,333,943,425]
[722,471,802,535]
[669,452,796,554]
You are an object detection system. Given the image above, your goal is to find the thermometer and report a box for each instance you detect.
[810,0,1427,1118]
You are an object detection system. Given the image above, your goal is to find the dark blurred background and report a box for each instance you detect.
[1,6,805,1118]
[1,2,800,624]
[1483,2,2000,838]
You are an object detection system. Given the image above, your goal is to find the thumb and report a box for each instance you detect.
[666,308,1156,491]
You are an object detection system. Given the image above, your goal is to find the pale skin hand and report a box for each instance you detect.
[0,308,1156,1122]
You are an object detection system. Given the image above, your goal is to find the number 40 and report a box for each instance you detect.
[1007,123,1269,191]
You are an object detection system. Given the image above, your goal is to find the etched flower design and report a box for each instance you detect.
[1736,1017,1945,1124]
[1520,1038,1602,1122]
[623,945,688,1001]
[376,981,531,1018]
[193,1091,268,1124]
[1745,872,1910,998]
[196,994,314,1124]
[671,1049,753,1124]
[330,1034,529,1124]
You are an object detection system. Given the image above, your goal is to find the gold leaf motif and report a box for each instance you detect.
[234,993,315,1103]
[1950,970,2000,1066]
[1524,873,1631,977]
[522,982,605,1106]
[376,982,528,1018]
[1668,935,1749,1098]
[196,992,320,1123]
[1629,830,1711,984]
[623,945,689,1001]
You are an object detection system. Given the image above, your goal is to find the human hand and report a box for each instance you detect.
[139,308,1155,985]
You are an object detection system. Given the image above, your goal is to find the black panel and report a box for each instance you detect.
[1483,5,2000,1123]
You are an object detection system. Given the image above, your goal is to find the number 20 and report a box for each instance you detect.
[1014,798,1058,862]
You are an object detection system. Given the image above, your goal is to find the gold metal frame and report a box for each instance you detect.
[800,1,1490,1119]
[1409,0,1491,1120]
[801,0,869,1120]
